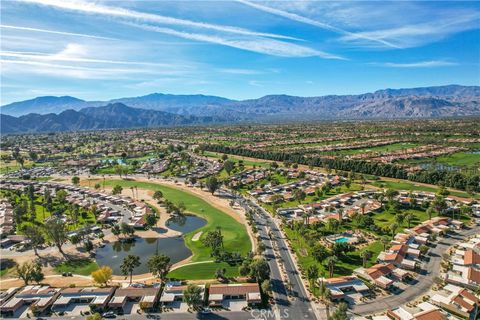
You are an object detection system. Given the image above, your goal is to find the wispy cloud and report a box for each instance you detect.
[19,0,299,41]
[0,24,116,40]
[373,60,458,68]
[337,9,479,48]
[236,0,400,49]
[1,43,195,79]
[129,22,345,59]
[1,48,180,67]
[217,68,262,75]
[248,80,264,87]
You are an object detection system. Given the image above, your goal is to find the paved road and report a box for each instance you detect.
[350,225,480,315]
[219,189,319,320]
[35,310,272,320]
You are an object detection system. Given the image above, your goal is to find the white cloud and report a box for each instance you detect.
[0,24,116,40]
[0,43,196,79]
[217,68,262,75]
[1,48,180,67]
[373,60,458,68]
[129,22,344,59]
[340,13,479,48]
[236,0,400,49]
[19,0,299,41]
[248,80,263,87]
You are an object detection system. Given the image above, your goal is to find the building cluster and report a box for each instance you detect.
[177,154,223,179]
[137,158,170,174]
[348,144,466,164]
[0,200,14,237]
[384,234,480,320]
[160,282,260,311]
[444,235,480,291]
[315,192,478,310]
[277,190,379,225]
[0,282,262,318]
[237,169,342,204]
[0,180,155,245]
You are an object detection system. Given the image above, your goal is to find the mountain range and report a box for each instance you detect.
[1,85,479,133]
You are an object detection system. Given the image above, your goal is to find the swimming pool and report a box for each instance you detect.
[335,237,350,243]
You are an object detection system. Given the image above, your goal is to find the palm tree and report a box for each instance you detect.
[307,265,319,292]
[324,256,337,278]
[318,279,332,319]
[361,250,372,268]
[360,203,366,215]
[426,206,434,220]
[390,223,398,239]
[405,213,414,228]
[381,236,390,251]
[130,187,135,200]
[120,254,141,284]
[395,213,405,226]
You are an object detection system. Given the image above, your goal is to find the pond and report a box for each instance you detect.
[166,215,207,233]
[96,237,191,275]
[418,163,458,171]
[95,215,207,275]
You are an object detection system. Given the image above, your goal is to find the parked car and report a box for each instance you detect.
[102,311,116,318]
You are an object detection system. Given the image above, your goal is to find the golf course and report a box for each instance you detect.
[101,179,252,280]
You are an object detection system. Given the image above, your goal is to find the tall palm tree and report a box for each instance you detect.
[130,187,135,200]
[325,256,338,278]
[360,203,366,215]
[381,236,390,251]
[121,254,141,284]
[395,213,405,226]
[307,265,319,292]
[361,250,372,268]
[318,279,332,319]
[390,223,398,239]
[405,213,414,228]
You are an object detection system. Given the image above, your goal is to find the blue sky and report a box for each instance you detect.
[1,0,479,105]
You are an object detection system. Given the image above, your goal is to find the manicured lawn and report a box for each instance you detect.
[54,258,99,276]
[284,227,383,287]
[370,179,478,199]
[203,151,271,168]
[435,152,480,167]
[373,208,434,229]
[100,179,251,279]
[168,262,239,280]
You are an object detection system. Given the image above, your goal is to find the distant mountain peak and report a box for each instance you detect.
[1,85,479,126]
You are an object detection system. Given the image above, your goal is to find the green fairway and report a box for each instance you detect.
[101,179,251,279]
[54,258,99,276]
[370,179,478,199]
[435,152,480,167]
[203,151,271,168]
[168,261,240,280]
